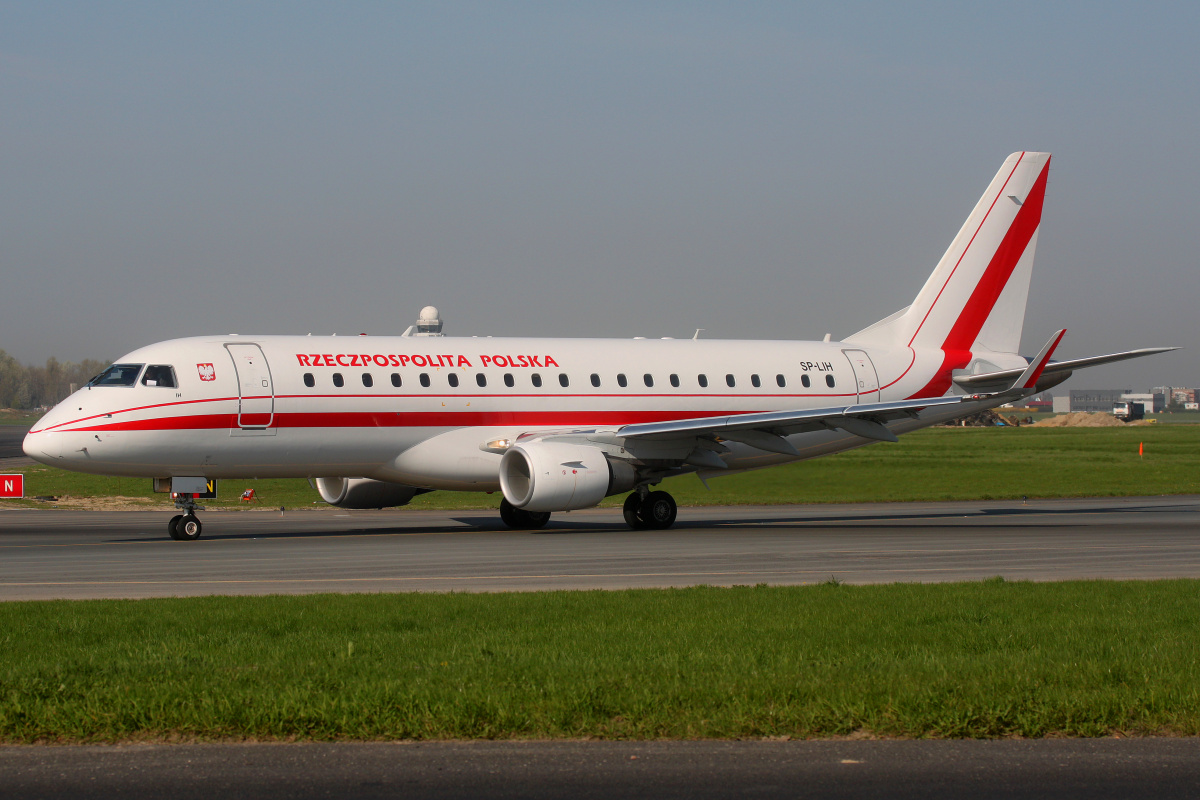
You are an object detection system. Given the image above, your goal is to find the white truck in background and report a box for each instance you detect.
[1112,401,1145,422]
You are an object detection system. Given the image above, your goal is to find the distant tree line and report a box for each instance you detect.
[0,350,110,410]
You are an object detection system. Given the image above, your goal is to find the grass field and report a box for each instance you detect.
[2,580,1198,742]
[5,425,1199,510]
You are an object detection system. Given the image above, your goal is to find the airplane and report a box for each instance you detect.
[23,151,1174,540]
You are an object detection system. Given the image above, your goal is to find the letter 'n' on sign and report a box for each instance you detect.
[0,474,24,498]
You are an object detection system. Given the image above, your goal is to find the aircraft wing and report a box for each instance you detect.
[615,329,1073,456]
[952,347,1178,394]
[615,394,970,458]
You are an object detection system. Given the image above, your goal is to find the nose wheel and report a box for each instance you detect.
[167,494,204,540]
[623,490,677,530]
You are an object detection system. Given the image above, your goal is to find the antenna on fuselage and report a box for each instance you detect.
[402,306,444,337]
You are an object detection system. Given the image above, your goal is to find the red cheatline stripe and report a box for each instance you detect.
[65,409,757,433]
[31,396,241,434]
[38,389,863,433]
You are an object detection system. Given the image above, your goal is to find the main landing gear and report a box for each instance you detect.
[498,491,678,531]
[168,493,204,541]
[499,498,551,530]
[623,490,677,530]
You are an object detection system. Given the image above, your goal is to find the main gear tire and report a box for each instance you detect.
[500,498,521,528]
[522,510,551,529]
[640,491,677,530]
[623,493,649,530]
[500,499,551,530]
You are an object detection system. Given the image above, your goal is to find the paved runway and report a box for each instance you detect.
[2,496,1199,600]
[4,739,1200,800]
[0,424,30,461]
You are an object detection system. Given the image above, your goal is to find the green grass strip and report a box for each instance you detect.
[2,580,1199,742]
[7,426,1200,510]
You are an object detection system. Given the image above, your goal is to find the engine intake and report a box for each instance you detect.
[499,443,637,512]
[314,477,424,509]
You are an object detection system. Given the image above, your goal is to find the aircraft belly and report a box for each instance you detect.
[376,427,507,491]
[84,426,421,479]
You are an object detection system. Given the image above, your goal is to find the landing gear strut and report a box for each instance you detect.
[167,493,204,541]
[499,498,551,530]
[623,490,677,530]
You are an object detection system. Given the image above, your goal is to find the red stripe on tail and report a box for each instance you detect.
[911,157,1051,397]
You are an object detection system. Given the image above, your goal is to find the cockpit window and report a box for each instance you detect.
[88,364,143,387]
[142,365,177,388]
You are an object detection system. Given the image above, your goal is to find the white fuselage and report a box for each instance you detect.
[23,333,995,489]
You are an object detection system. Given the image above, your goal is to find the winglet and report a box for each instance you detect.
[1013,329,1066,390]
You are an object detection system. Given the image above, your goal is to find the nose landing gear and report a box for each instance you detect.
[167,494,204,541]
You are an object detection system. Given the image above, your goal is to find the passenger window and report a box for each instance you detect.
[643,374,654,388]
[477,373,487,387]
[559,373,569,387]
[420,373,430,388]
[826,374,836,388]
[801,374,811,388]
[670,374,680,388]
[303,373,315,388]
[142,365,177,388]
[590,373,601,387]
[391,373,402,387]
[532,373,542,388]
[448,373,459,388]
[751,374,761,388]
[617,374,628,388]
[777,374,786,387]
[333,373,345,388]
[726,374,736,388]
[698,374,708,388]
[504,373,514,388]
[362,373,373,387]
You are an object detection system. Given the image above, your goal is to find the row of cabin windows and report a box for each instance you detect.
[302,371,837,390]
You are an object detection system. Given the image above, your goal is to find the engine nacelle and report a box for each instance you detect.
[314,477,423,509]
[499,443,637,512]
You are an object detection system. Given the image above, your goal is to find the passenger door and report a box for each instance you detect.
[226,343,274,429]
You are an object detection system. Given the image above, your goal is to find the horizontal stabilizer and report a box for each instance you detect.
[953,346,1179,394]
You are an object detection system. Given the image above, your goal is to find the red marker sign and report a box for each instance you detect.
[0,474,24,498]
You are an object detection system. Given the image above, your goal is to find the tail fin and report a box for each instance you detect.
[847,151,1051,356]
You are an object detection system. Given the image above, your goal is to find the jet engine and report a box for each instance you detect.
[314,477,425,509]
[499,442,637,512]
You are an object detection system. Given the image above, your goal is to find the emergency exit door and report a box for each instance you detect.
[226,343,274,428]
[842,349,881,403]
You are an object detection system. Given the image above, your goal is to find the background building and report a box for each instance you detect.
[1066,390,1130,413]
[1051,390,1167,413]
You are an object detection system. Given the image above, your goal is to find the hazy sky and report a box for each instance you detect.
[2,2,1196,392]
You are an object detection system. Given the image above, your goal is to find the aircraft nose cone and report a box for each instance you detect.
[23,429,62,463]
